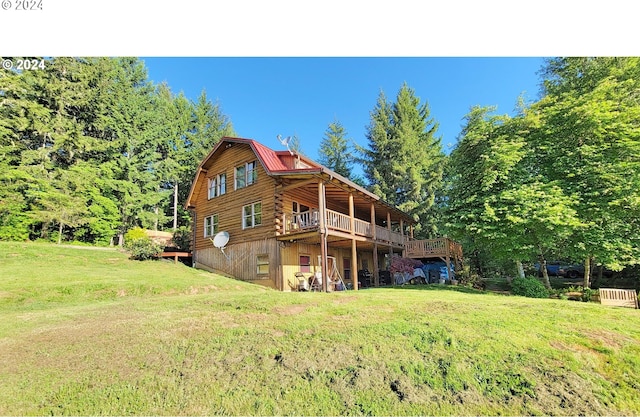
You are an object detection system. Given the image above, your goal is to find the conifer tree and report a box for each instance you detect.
[318,119,354,179]
[363,84,445,238]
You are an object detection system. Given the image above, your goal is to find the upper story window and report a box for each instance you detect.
[242,201,262,229]
[208,173,226,199]
[235,161,258,190]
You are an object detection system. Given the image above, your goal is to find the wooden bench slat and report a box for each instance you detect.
[599,288,638,309]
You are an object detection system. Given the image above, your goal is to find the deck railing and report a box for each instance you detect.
[325,209,351,233]
[283,209,405,245]
[404,238,462,259]
[354,218,372,236]
[282,211,460,257]
[284,210,319,232]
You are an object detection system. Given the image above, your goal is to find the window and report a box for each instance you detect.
[246,161,257,185]
[242,202,262,229]
[257,254,269,275]
[208,173,226,199]
[235,161,257,189]
[204,214,219,237]
[299,255,311,273]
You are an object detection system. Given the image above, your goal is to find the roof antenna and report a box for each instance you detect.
[277,134,294,155]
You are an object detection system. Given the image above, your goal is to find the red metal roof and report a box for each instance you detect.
[250,140,291,172]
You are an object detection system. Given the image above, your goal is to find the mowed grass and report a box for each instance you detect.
[1,242,640,416]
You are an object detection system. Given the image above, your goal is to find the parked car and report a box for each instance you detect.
[534,262,563,276]
[534,261,614,279]
[558,264,584,279]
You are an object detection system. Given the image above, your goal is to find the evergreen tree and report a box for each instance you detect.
[318,119,354,178]
[0,57,236,245]
[363,84,445,238]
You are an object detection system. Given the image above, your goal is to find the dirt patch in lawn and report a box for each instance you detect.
[332,295,359,304]
[272,303,315,315]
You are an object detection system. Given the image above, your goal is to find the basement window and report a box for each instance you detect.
[257,254,269,275]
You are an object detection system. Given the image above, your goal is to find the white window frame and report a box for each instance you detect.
[246,161,257,185]
[235,161,257,190]
[204,214,219,237]
[208,173,226,199]
[242,202,262,229]
[257,254,269,275]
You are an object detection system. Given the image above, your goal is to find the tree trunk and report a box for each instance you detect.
[516,260,526,279]
[57,222,63,245]
[154,206,159,231]
[583,256,591,289]
[173,182,178,231]
[538,252,551,289]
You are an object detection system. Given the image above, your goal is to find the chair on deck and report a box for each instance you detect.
[295,272,308,292]
[309,271,323,291]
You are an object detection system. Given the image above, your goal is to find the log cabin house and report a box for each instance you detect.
[184,137,462,291]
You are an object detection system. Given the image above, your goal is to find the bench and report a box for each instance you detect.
[599,288,638,309]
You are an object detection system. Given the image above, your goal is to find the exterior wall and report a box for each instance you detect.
[193,143,278,252]
[280,242,355,291]
[195,238,280,289]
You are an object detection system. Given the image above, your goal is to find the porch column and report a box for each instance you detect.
[445,238,452,281]
[371,203,379,286]
[318,181,328,292]
[387,212,393,259]
[400,219,405,257]
[373,243,379,286]
[349,192,358,291]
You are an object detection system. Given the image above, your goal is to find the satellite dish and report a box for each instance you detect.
[210,231,230,260]
[277,134,294,155]
[212,231,229,248]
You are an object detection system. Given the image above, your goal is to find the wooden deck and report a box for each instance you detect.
[161,251,192,264]
[282,209,405,246]
[404,238,463,261]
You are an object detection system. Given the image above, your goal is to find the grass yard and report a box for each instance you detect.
[1,241,639,416]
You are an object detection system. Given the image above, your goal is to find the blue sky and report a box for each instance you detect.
[142,57,546,161]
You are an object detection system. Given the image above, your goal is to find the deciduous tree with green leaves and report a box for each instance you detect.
[531,57,640,287]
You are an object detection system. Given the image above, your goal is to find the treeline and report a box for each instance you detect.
[0,57,234,245]
[2,57,639,286]
[316,58,640,286]
[447,57,640,287]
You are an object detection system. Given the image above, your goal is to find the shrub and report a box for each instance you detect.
[389,256,423,274]
[126,238,164,261]
[124,227,147,243]
[510,276,550,298]
[457,263,481,288]
[124,227,164,261]
[172,226,192,251]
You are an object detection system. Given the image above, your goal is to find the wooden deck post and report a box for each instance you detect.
[445,238,453,281]
[318,181,328,292]
[400,219,405,257]
[387,212,393,260]
[349,192,358,291]
[371,202,379,286]
[373,243,379,286]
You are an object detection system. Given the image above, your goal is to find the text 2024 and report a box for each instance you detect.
[16,0,43,10]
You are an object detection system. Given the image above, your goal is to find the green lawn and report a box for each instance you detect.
[1,242,639,416]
